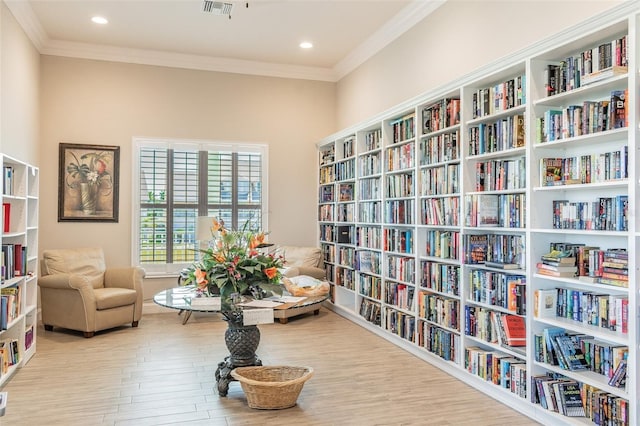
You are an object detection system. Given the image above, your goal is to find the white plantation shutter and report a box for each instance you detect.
[133,139,268,273]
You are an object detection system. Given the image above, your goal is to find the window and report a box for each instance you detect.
[133,139,268,275]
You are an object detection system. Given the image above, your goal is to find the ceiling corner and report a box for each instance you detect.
[333,0,447,81]
[4,0,48,51]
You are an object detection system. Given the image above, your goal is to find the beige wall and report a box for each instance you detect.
[1,3,39,164]
[39,56,336,269]
[336,0,624,129]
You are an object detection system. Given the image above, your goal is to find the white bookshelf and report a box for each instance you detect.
[317,4,639,425]
[0,154,38,388]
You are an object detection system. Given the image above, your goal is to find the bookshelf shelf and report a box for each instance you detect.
[0,155,38,389]
[317,5,638,425]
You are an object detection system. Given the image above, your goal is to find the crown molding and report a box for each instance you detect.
[333,0,447,80]
[4,0,46,51]
[42,39,339,81]
[4,0,438,82]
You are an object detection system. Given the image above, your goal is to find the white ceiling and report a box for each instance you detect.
[6,0,446,81]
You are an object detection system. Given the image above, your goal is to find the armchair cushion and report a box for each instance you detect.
[42,247,106,289]
[94,287,138,310]
[279,246,322,268]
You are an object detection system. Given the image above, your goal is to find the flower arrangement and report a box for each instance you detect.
[182,218,284,322]
[65,150,114,190]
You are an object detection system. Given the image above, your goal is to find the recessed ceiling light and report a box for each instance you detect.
[91,16,108,25]
[300,41,313,49]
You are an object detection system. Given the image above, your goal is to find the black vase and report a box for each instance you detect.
[224,320,261,367]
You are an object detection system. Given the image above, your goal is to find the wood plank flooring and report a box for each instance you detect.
[2,308,540,425]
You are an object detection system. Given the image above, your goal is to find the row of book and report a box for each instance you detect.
[418,292,459,330]
[355,226,381,249]
[390,113,416,144]
[384,307,415,342]
[0,285,21,330]
[359,299,381,326]
[464,193,526,229]
[471,74,526,119]
[420,322,459,363]
[462,233,525,267]
[319,145,335,166]
[319,185,334,203]
[420,163,459,196]
[384,199,414,225]
[335,267,354,290]
[358,178,381,200]
[536,90,627,143]
[386,142,414,172]
[0,338,20,376]
[337,246,355,269]
[386,255,415,283]
[420,260,460,296]
[467,114,525,155]
[544,35,628,95]
[341,136,355,159]
[1,244,27,282]
[338,183,354,202]
[464,346,527,398]
[356,250,381,275]
[464,305,526,347]
[358,201,381,223]
[382,228,413,254]
[532,374,629,424]
[363,129,382,152]
[534,285,628,333]
[358,151,381,177]
[552,196,628,232]
[386,173,413,198]
[534,327,627,381]
[358,274,381,300]
[539,148,628,187]
[474,156,526,191]
[2,166,14,196]
[421,98,461,134]
[421,196,460,227]
[336,203,355,222]
[424,229,459,260]
[335,158,355,181]
[418,130,459,165]
[319,164,334,184]
[468,269,526,315]
[318,204,334,222]
[385,281,415,311]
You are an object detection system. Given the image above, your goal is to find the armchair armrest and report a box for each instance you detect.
[38,273,94,291]
[104,267,145,291]
[282,266,326,280]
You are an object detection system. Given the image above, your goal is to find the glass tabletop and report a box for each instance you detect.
[153,286,329,313]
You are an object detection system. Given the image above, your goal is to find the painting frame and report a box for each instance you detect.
[58,143,120,222]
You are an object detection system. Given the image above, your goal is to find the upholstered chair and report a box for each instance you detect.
[38,248,144,338]
[279,246,327,280]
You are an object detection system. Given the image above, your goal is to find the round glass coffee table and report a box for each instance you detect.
[153,286,222,324]
[153,286,329,324]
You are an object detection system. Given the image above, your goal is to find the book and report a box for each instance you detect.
[535,268,577,278]
[484,261,520,270]
[607,358,627,388]
[554,335,588,371]
[535,262,577,273]
[476,194,499,227]
[558,381,586,417]
[1,203,9,233]
[540,158,562,186]
[500,314,525,346]
[540,250,576,265]
[466,234,488,264]
[534,289,557,318]
[543,327,566,366]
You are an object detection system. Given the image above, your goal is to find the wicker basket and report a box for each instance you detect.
[230,365,314,409]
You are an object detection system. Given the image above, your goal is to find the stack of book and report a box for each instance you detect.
[536,250,577,278]
[598,249,628,287]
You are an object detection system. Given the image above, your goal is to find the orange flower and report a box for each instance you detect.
[212,219,222,232]
[194,268,208,290]
[214,253,225,263]
[264,267,277,279]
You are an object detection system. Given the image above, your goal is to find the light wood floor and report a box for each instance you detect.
[2,307,540,425]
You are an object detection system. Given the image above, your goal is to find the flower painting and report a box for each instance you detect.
[58,143,120,222]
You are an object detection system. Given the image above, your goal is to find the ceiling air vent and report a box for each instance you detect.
[202,1,234,16]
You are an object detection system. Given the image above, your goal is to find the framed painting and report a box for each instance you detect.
[58,143,120,222]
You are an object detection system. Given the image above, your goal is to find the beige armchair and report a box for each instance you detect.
[279,246,326,280]
[38,248,144,338]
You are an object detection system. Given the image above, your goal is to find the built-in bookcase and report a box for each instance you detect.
[317,4,639,425]
[0,154,38,389]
